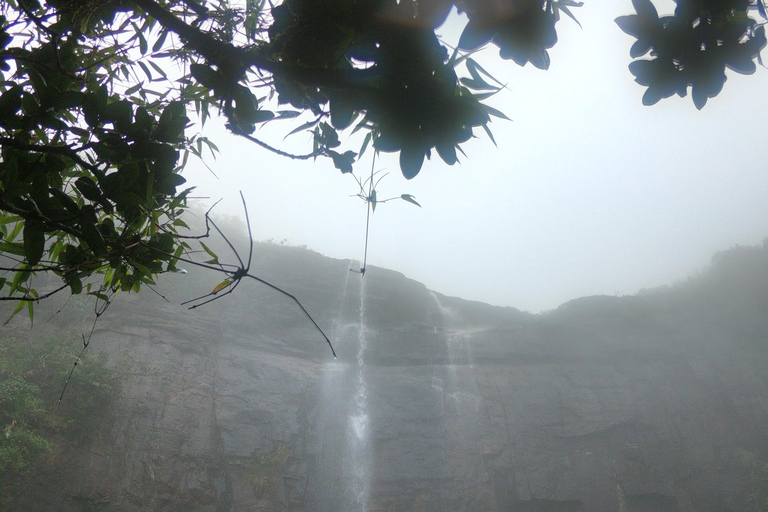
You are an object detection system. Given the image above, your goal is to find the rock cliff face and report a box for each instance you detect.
[4,243,768,512]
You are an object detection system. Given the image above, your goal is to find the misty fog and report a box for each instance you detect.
[3,1,768,511]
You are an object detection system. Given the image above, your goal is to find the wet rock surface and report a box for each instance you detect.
[3,244,768,512]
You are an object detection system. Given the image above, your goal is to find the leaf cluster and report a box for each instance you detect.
[616,0,767,109]
[0,0,567,309]
[0,0,206,311]
[0,0,762,311]
[457,0,583,70]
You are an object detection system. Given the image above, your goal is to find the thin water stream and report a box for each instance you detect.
[430,292,480,413]
[347,275,370,511]
[309,262,372,512]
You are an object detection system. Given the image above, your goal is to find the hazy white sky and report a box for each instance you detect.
[183,1,768,313]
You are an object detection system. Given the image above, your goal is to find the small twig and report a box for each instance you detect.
[361,152,376,274]
[0,283,69,301]
[238,132,326,160]
[145,283,170,302]
[57,292,113,403]
[156,198,223,239]
[46,292,73,323]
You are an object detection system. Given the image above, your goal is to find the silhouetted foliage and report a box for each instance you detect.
[616,0,767,108]
[0,0,764,311]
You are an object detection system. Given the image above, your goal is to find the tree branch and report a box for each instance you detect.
[0,284,69,302]
[129,0,382,91]
[237,132,322,160]
[130,0,243,64]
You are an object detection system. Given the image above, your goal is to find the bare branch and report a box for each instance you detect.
[57,290,114,403]
[0,284,69,302]
[238,132,323,160]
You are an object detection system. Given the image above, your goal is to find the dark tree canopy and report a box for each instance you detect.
[616,0,767,108]
[0,0,764,313]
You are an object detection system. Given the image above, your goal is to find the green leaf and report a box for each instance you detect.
[138,61,153,81]
[284,119,318,140]
[0,242,26,256]
[481,104,511,120]
[104,100,134,133]
[199,241,218,263]
[148,60,168,79]
[615,15,645,38]
[136,25,148,54]
[359,132,372,159]
[0,85,22,118]
[75,177,102,202]
[481,124,497,147]
[555,1,583,28]
[89,291,111,302]
[9,267,31,296]
[458,18,495,51]
[460,78,497,91]
[631,0,659,21]
[330,96,355,130]
[435,142,457,165]
[400,194,421,207]
[67,276,82,294]
[275,110,300,119]
[8,220,23,242]
[399,143,425,180]
[253,109,275,122]
[464,58,502,90]
[4,301,25,326]
[152,29,169,52]
[0,215,23,225]
[125,80,144,95]
[168,244,184,270]
[156,101,187,142]
[22,219,45,266]
[329,150,356,174]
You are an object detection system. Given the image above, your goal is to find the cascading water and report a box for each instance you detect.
[331,260,354,339]
[429,292,480,413]
[347,275,370,511]
[309,261,371,512]
[425,291,490,509]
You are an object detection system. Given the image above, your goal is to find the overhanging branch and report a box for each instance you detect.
[129,0,382,91]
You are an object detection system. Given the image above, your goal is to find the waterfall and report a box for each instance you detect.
[347,275,370,511]
[310,261,371,512]
[429,292,480,413]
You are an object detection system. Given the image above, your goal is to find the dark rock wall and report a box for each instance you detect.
[3,244,768,512]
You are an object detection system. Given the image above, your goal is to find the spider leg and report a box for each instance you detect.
[246,274,336,358]
[185,278,242,310]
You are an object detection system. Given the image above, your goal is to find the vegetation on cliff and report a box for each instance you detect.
[0,333,121,479]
